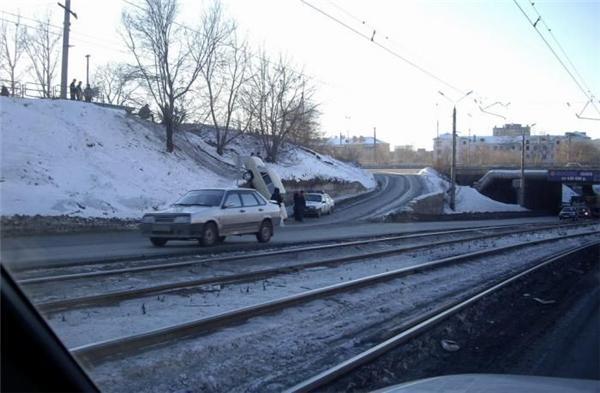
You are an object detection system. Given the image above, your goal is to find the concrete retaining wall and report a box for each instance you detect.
[406,192,445,215]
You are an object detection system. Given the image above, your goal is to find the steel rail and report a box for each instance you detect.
[18,221,589,285]
[284,240,600,393]
[35,223,595,313]
[69,230,598,364]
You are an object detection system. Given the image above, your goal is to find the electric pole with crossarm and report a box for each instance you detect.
[58,0,77,99]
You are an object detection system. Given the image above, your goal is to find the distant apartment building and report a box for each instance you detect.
[433,124,594,167]
[493,123,531,137]
[326,135,391,165]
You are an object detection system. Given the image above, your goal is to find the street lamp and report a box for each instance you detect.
[85,54,91,86]
[520,123,535,207]
[438,89,473,210]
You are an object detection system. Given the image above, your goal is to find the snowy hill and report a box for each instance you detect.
[0,98,375,218]
[418,167,527,213]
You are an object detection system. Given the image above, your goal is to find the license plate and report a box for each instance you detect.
[152,224,172,232]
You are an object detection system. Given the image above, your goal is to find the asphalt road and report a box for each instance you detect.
[0,172,559,270]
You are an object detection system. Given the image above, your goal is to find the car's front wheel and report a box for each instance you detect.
[150,237,168,247]
[200,222,218,246]
[256,220,273,243]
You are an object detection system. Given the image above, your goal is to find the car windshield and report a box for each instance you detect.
[174,190,224,206]
[1,1,599,392]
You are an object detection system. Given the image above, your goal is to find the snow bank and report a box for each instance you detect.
[417,167,527,214]
[0,98,375,218]
[0,98,231,218]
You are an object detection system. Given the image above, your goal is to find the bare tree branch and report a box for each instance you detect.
[23,13,61,98]
[0,16,28,95]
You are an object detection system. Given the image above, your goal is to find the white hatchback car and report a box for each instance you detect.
[140,188,281,246]
[304,192,335,217]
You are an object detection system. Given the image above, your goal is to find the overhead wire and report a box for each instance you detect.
[527,1,594,96]
[300,0,466,95]
[0,11,129,55]
[512,0,599,120]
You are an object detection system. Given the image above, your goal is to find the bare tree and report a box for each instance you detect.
[122,0,213,152]
[199,1,249,156]
[0,16,27,95]
[93,62,142,106]
[242,53,318,163]
[24,14,61,98]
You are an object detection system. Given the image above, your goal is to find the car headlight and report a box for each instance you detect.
[142,215,155,223]
[173,215,190,224]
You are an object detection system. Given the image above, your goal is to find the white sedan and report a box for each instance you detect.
[304,192,335,217]
[140,188,281,246]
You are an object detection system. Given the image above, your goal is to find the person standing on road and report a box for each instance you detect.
[298,190,306,222]
[293,192,301,222]
[271,187,286,226]
[1,85,9,96]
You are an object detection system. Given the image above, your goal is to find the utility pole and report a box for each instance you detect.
[373,127,377,165]
[85,54,90,85]
[438,90,472,211]
[520,130,526,207]
[58,0,77,99]
[520,123,535,207]
[450,106,457,210]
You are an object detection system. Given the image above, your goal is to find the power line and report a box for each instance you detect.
[512,0,598,110]
[300,0,466,95]
[0,16,61,37]
[0,12,129,55]
[527,1,594,96]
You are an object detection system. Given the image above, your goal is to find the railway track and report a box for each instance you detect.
[68,229,599,365]
[285,240,600,393]
[27,222,594,313]
[17,221,590,285]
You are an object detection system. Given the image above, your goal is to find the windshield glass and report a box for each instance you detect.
[174,190,224,206]
[1,0,599,392]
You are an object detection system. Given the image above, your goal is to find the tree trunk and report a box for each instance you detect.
[165,115,174,153]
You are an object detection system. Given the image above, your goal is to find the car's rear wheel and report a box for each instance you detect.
[256,220,273,243]
[150,238,168,247]
[200,222,218,246]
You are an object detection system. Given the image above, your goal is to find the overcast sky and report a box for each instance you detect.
[2,0,599,149]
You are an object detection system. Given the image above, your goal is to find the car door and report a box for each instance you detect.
[239,191,263,233]
[219,192,246,235]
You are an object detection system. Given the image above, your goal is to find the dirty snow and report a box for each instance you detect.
[418,167,527,214]
[0,98,374,218]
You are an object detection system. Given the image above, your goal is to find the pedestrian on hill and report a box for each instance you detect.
[0,85,9,97]
[139,104,151,120]
[69,79,77,100]
[76,81,83,100]
[83,84,93,102]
